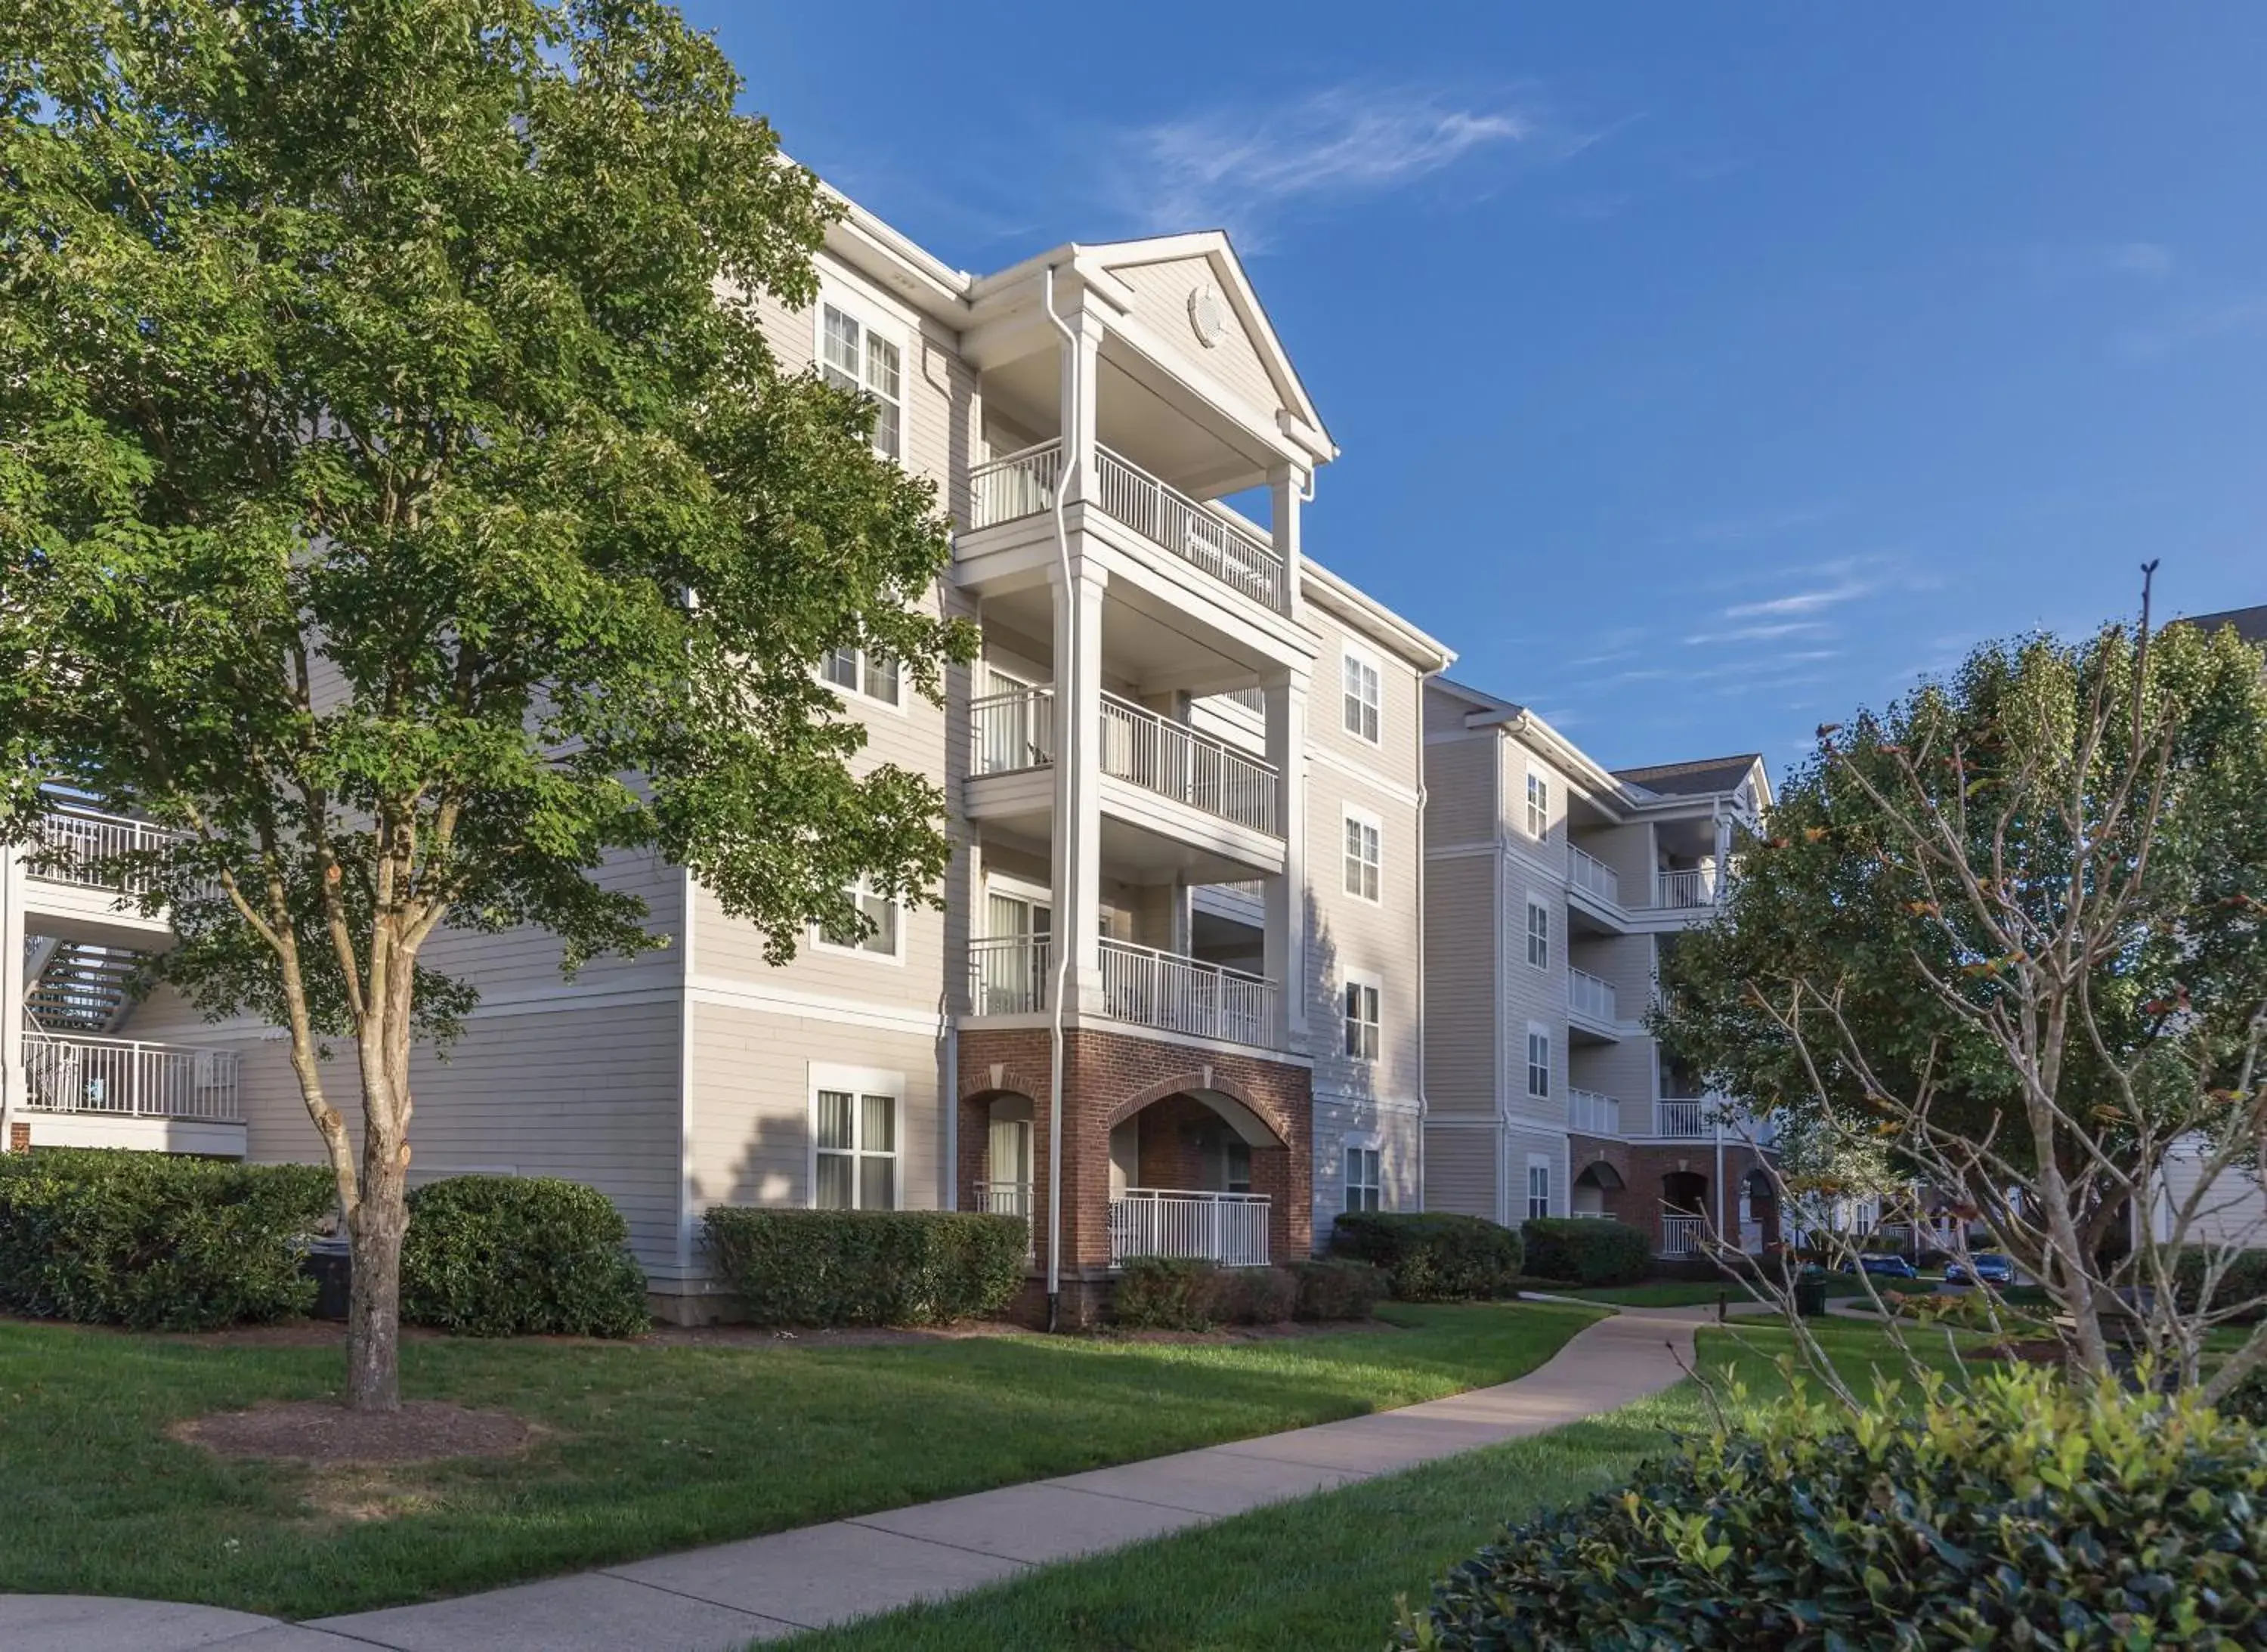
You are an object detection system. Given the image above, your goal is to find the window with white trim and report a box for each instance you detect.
[1344,1145,1382,1211]
[817,877,902,958]
[821,645,901,708]
[1526,1026,1551,1099]
[1343,972,1381,1061]
[813,1081,899,1210]
[1526,899,1550,970]
[1343,809,1381,902]
[1526,1155,1552,1221]
[821,302,904,460]
[1341,646,1381,744]
[1525,769,1550,840]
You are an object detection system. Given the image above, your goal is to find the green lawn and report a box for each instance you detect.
[0,1301,1600,1619]
[1552,1275,1874,1308]
[787,1319,1966,1652]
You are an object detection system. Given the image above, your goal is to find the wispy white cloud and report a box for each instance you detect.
[1106,84,1571,244]
[1682,620,1836,645]
[2117,293,2267,363]
[1723,578,1876,620]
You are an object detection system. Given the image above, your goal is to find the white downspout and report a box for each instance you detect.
[1039,265,1080,1331]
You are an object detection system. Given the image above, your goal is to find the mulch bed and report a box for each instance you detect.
[175,1400,537,1465]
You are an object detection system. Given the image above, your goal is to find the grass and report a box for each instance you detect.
[0,1300,1600,1619]
[1547,1275,1874,1308]
[786,1318,1959,1652]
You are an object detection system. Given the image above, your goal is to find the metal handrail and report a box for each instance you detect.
[1093,447,1288,613]
[965,440,1063,531]
[21,1031,242,1123]
[1098,692,1280,835]
[1097,937,1276,1047]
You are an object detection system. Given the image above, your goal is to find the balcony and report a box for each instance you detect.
[1567,845,1621,906]
[964,936,1280,1050]
[20,804,184,942]
[1099,695,1279,834]
[22,1032,241,1124]
[1110,1188,1271,1267]
[1659,1214,1708,1258]
[1650,1098,1712,1139]
[976,1180,1035,1261]
[963,440,1289,616]
[1567,968,1622,1040]
[1653,867,1721,910]
[1569,1088,1622,1137]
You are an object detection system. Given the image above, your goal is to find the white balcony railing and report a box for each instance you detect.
[21,1032,242,1123]
[1098,938,1276,1047]
[965,440,1062,531]
[29,805,182,894]
[1652,1098,1712,1139]
[1659,1214,1709,1258]
[976,1180,1035,1261]
[1094,448,1288,614]
[970,686,1055,776]
[1567,967,1618,1025]
[1569,1088,1622,1137]
[1568,845,1621,906]
[968,936,1050,1016]
[1111,1188,1271,1267]
[1654,866,1720,909]
[1099,694,1280,835]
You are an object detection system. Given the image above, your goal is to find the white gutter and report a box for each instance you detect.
[1038,265,1080,1332]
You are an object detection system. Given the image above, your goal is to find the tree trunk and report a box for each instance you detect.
[345,1146,408,1412]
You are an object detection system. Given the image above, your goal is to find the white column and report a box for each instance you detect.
[1051,559,1108,1013]
[1268,463,1307,622]
[1712,812,1733,902]
[1262,667,1309,1050]
[0,843,23,1150]
[1059,308,1103,506]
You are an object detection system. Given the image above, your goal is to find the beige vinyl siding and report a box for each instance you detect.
[1421,854,1497,1115]
[1571,929,1653,1016]
[2156,1138,2267,1247]
[1302,759,1422,1110]
[1308,607,1424,792]
[1500,852,1571,1131]
[1423,735,1496,849]
[1109,256,1284,425]
[1422,1121,1499,1219]
[1574,819,1655,899]
[1312,1095,1420,1247]
[684,999,945,1217]
[1570,1035,1659,1125]
[1508,1125,1570,1222]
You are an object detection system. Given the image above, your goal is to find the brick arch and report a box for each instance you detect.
[957,1066,1050,1107]
[1103,1070,1293,1147]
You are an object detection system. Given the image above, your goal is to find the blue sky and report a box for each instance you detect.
[683,2,2265,771]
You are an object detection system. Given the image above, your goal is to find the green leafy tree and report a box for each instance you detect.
[0,0,973,1409]
[1657,582,2267,1389]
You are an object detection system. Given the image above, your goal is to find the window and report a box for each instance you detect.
[1526,1026,1551,1099]
[818,877,901,958]
[1345,1146,1382,1212]
[814,1083,898,1210]
[821,645,901,708]
[1526,899,1550,971]
[1341,647,1381,744]
[1343,973,1381,1060]
[1343,809,1381,902]
[1525,769,1550,840]
[1223,1139,1252,1195]
[821,302,904,460]
[1526,1155,1552,1221]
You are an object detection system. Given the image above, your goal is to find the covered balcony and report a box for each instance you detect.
[1566,967,1622,1041]
[966,933,1280,1052]
[15,1029,246,1156]
[1111,1188,1270,1268]
[18,800,181,945]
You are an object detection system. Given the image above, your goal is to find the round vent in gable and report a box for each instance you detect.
[1186,281,1228,348]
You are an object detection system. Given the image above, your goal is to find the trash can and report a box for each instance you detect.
[1794,1268,1829,1318]
[302,1235,351,1321]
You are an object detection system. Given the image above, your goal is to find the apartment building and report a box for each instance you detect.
[0,200,1451,1322]
[1421,679,1779,1260]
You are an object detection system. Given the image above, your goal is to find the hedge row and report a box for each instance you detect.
[1113,1256,1385,1330]
[702,1208,1026,1326]
[0,1149,335,1330]
[1519,1217,1650,1287]
[401,1174,651,1338]
[1402,1366,2267,1649]
[1331,1211,1523,1301]
[2172,1246,2267,1323]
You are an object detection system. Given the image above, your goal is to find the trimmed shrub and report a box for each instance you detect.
[0,1148,335,1330]
[401,1175,650,1338]
[1519,1217,1649,1287]
[1114,1256,1219,1329]
[1400,1366,2267,1650]
[1214,1264,1299,1326]
[1331,1211,1523,1301]
[702,1208,1025,1327]
[2172,1245,2267,1323]
[1290,1258,1386,1321]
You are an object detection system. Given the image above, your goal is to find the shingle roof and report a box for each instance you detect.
[2176,604,2267,645]
[1610,754,1762,797]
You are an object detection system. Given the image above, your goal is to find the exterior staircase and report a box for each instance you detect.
[22,936,140,1034]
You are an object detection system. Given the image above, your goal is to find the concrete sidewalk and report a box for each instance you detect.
[2,1307,1701,1652]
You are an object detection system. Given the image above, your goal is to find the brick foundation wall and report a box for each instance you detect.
[957,1026,1313,1273]
[7,1121,25,1153]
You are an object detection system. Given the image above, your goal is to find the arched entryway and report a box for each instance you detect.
[1108,1086,1289,1268]
[1572,1159,1624,1219]
[1660,1169,1709,1258]
[981,1094,1035,1220]
[1737,1168,1778,1254]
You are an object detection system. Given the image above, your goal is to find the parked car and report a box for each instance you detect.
[1840,1253,1919,1279]
[1944,1253,2014,1287]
